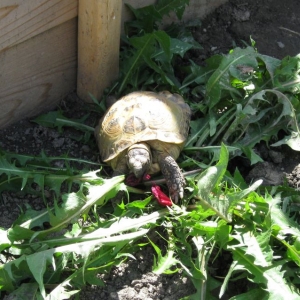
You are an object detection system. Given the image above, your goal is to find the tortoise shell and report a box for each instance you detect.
[95,91,191,171]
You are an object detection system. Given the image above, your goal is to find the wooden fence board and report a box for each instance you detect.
[0,0,228,128]
[0,18,77,128]
[0,0,78,51]
[77,0,122,102]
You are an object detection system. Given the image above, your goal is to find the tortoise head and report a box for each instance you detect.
[127,143,152,179]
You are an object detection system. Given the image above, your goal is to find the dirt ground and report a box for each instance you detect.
[1,0,300,299]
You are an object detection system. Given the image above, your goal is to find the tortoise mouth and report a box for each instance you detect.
[125,172,151,186]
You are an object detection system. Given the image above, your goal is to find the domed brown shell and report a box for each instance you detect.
[95,91,191,169]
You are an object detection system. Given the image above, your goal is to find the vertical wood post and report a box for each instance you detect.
[77,0,122,102]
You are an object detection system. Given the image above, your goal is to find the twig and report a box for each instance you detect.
[143,169,202,186]
[279,26,300,37]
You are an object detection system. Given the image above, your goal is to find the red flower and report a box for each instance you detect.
[151,184,173,206]
[125,173,151,186]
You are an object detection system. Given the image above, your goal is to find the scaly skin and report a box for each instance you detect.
[113,144,185,203]
[157,152,185,203]
[127,144,151,179]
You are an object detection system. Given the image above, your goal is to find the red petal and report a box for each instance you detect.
[151,185,172,206]
[143,173,151,181]
[126,173,151,186]
[125,173,141,186]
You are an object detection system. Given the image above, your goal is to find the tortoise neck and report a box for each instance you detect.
[127,142,151,153]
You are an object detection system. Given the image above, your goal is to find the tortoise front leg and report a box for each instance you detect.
[157,153,185,203]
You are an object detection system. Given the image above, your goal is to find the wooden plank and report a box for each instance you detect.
[77,0,122,102]
[0,0,78,51]
[0,18,77,128]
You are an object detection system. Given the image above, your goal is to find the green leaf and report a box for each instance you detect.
[196,143,230,221]
[170,37,194,58]
[149,230,180,275]
[272,131,300,150]
[3,283,39,300]
[38,175,125,238]
[266,192,300,238]
[0,155,31,189]
[26,250,55,298]
[232,228,273,267]
[0,267,15,292]
[229,288,267,300]
[156,0,190,20]
[0,228,11,251]
[257,53,281,85]
[206,47,258,109]
[32,111,94,133]
[241,146,264,165]
[119,33,156,93]
[152,247,179,274]
[274,54,300,93]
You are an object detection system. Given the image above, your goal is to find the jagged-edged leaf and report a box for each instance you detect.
[169,37,194,58]
[150,239,179,274]
[257,53,281,85]
[274,54,300,93]
[231,249,299,299]
[32,111,94,133]
[266,192,300,238]
[156,0,190,20]
[45,284,79,300]
[8,225,36,242]
[35,176,125,238]
[0,155,31,189]
[197,143,230,221]
[0,228,11,251]
[263,265,299,300]
[227,180,263,214]
[281,238,300,266]
[228,288,267,300]
[272,131,300,150]
[232,228,273,267]
[4,283,39,300]
[241,146,264,165]
[27,250,55,298]
[206,47,258,109]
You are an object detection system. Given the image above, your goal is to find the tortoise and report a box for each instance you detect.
[95,91,191,203]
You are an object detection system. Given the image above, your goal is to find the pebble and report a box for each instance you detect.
[277,41,285,48]
[81,145,90,153]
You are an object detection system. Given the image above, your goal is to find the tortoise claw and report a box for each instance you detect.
[158,154,185,203]
[169,185,183,204]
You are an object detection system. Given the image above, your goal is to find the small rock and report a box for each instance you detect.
[52,138,65,148]
[133,283,143,291]
[269,150,284,163]
[246,161,283,185]
[81,145,90,153]
[277,41,285,48]
[109,292,119,300]
[233,8,251,21]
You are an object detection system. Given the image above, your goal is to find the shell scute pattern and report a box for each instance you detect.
[123,116,146,134]
[96,91,191,168]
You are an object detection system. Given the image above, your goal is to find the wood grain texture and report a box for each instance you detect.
[0,0,78,51]
[0,18,77,128]
[77,0,122,102]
